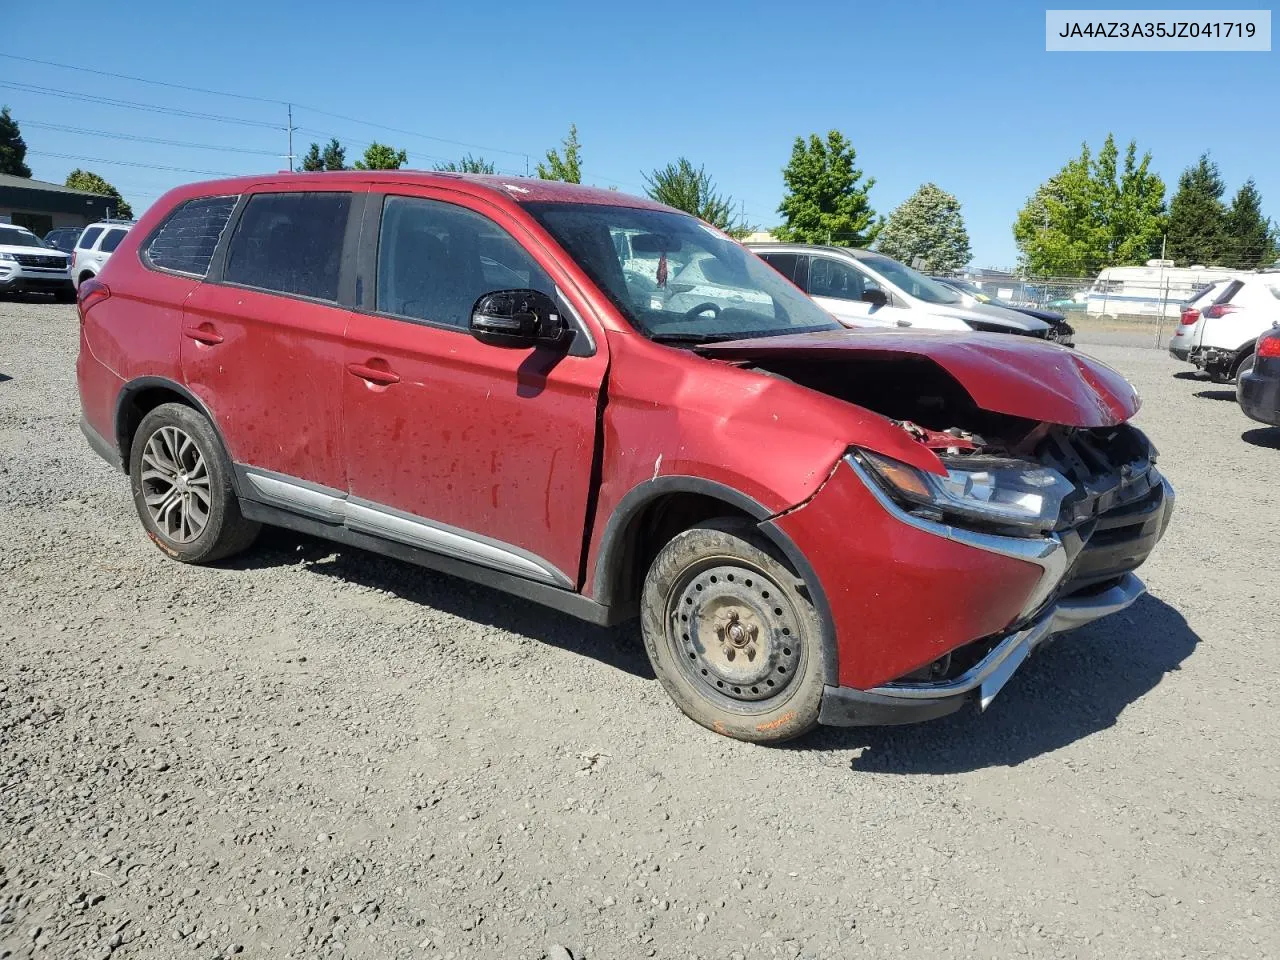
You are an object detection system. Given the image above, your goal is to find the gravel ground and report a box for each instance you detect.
[2,300,1278,960]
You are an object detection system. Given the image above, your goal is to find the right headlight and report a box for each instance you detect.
[855,449,1075,534]
[0,253,15,262]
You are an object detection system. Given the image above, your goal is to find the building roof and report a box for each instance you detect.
[0,173,110,198]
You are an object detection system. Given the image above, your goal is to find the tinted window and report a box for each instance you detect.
[77,227,103,250]
[146,196,238,276]
[759,253,807,287]
[376,196,553,328]
[98,229,128,254]
[224,193,350,301]
[809,257,877,301]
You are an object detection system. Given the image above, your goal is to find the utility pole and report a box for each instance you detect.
[286,103,295,172]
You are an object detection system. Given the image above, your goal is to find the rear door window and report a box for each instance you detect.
[224,192,352,302]
[98,229,128,254]
[145,196,238,277]
[77,227,103,250]
[759,253,810,289]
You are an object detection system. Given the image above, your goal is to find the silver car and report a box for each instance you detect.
[749,244,1051,338]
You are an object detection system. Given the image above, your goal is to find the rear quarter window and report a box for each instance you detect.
[98,229,129,254]
[77,227,103,250]
[144,196,238,277]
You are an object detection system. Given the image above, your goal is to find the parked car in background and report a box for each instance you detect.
[78,172,1173,743]
[1167,279,1234,362]
[933,277,1075,346]
[749,244,1052,338]
[1171,273,1280,382]
[1237,324,1280,426]
[71,219,134,289]
[0,223,74,301]
[43,226,83,255]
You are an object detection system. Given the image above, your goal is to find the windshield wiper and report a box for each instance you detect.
[646,332,734,345]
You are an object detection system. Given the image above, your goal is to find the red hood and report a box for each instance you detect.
[698,330,1140,428]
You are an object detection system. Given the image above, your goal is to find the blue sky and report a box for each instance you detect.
[5,0,1276,267]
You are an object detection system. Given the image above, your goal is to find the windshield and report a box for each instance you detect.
[526,203,839,342]
[857,253,961,305]
[0,228,47,249]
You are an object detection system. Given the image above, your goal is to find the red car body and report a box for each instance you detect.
[77,172,1174,734]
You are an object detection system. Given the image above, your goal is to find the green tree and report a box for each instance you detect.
[299,142,325,172]
[642,157,749,237]
[0,106,31,178]
[874,182,971,271]
[1223,179,1277,269]
[774,131,879,246]
[64,169,133,219]
[1165,154,1228,266]
[1013,135,1165,276]
[434,153,496,174]
[321,138,346,172]
[354,142,409,171]
[536,123,581,183]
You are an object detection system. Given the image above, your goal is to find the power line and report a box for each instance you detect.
[0,53,288,105]
[28,151,241,177]
[22,121,283,157]
[0,81,282,129]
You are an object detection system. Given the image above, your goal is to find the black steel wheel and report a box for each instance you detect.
[641,518,828,743]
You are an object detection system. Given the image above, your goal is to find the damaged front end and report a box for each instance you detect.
[700,331,1176,723]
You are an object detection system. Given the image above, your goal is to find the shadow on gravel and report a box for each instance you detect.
[1242,426,1280,450]
[800,594,1199,773]
[0,373,10,384]
[228,527,654,679]
[1171,371,1204,381]
[1193,388,1237,402]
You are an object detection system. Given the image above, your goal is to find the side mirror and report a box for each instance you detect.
[861,288,889,308]
[469,289,573,349]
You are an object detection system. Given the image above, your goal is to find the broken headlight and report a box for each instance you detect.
[855,449,1075,534]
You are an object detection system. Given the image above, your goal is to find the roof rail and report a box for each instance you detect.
[97,217,136,225]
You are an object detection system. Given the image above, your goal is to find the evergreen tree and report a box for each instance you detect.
[300,143,325,172]
[642,158,749,237]
[774,131,879,247]
[0,106,31,178]
[536,124,582,183]
[1223,179,1278,268]
[1166,154,1229,266]
[321,138,346,172]
[874,182,971,271]
[434,153,496,174]
[354,142,408,170]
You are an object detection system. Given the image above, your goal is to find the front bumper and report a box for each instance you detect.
[0,266,74,293]
[1239,366,1280,426]
[819,572,1147,726]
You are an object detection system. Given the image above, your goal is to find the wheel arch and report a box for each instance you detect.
[114,377,232,486]
[592,476,838,684]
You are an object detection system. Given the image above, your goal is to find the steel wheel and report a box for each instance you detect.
[139,425,211,544]
[666,559,806,709]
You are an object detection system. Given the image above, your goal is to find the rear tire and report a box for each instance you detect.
[1236,352,1256,402]
[55,286,76,304]
[128,403,259,564]
[640,518,828,744]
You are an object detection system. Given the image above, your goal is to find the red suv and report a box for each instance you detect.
[76,172,1175,743]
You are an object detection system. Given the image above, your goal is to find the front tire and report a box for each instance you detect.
[640,518,828,744]
[128,403,259,564]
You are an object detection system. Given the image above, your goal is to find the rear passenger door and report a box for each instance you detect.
[180,187,364,493]
[340,190,608,587]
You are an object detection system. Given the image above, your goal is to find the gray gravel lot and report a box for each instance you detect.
[2,300,1278,960]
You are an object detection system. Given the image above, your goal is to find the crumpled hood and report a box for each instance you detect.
[698,329,1140,428]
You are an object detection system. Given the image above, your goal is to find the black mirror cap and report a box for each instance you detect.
[861,289,889,308]
[469,289,573,349]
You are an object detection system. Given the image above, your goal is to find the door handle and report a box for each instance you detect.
[183,323,224,346]
[346,361,401,386]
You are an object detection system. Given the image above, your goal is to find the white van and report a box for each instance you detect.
[1088,261,1240,319]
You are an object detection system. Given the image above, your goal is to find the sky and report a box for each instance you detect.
[5,0,1277,267]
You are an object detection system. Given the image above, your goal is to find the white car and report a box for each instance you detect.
[0,223,74,301]
[1169,272,1280,382]
[748,244,1052,338]
[71,219,134,289]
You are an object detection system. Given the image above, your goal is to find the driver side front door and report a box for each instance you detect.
[341,190,608,588]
